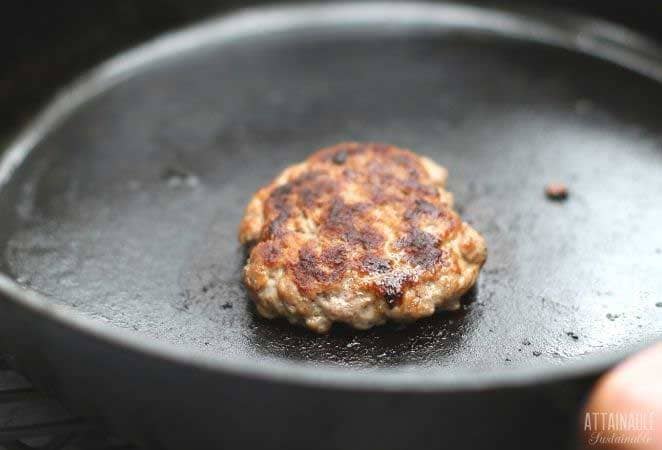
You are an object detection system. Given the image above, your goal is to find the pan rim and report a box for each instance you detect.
[1,1,661,391]
[0,271,656,392]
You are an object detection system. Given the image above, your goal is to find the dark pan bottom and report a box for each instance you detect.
[1,3,661,373]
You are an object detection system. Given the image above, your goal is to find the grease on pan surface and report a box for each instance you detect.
[239,143,487,333]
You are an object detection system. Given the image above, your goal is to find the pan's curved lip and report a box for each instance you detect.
[0,274,652,392]
[0,272,656,392]
[1,1,661,392]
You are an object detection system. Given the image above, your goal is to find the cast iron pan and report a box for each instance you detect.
[0,2,661,449]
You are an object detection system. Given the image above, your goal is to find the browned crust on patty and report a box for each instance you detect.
[239,142,487,332]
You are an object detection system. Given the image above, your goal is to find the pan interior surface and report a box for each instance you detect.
[1,3,661,374]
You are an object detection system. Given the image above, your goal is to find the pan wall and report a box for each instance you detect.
[1,0,661,139]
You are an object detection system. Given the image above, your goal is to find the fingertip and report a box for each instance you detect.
[582,343,662,449]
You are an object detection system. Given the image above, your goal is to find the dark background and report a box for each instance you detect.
[1,0,661,138]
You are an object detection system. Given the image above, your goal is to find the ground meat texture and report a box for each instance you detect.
[239,142,487,333]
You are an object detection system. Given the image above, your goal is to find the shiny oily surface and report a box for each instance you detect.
[1,3,661,373]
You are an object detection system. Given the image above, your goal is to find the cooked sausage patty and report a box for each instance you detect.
[239,142,487,333]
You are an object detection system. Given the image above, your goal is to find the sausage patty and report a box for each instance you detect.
[239,142,487,333]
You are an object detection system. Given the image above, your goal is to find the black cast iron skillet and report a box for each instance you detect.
[0,2,661,449]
